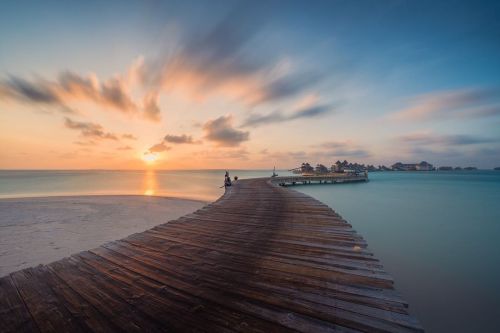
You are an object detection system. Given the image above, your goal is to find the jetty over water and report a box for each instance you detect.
[0,178,422,332]
[274,174,368,186]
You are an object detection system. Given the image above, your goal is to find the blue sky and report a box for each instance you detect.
[1,0,499,169]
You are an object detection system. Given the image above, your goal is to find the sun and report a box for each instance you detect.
[142,152,158,164]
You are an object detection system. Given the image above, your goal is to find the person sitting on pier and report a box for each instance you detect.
[224,171,232,187]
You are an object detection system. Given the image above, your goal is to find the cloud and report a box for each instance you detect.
[258,72,325,104]
[64,117,118,140]
[326,149,371,158]
[390,132,500,168]
[466,106,500,118]
[203,115,249,147]
[117,145,133,150]
[99,77,137,112]
[193,148,249,160]
[398,132,500,146]
[312,141,371,158]
[147,142,171,153]
[142,91,161,121]
[122,133,137,140]
[1,71,160,121]
[163,134,197,144]
[74,140,96,146]
[1,5,330,124]
[145,133,198,156]
[261,141,371,167]
[403,145,500,168]
[264,150,309,162]
[242,104,334,127]
[135,6,323,106]
[1,76,60,104]
[391,88,500,121]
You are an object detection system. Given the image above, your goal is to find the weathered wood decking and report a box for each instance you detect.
[0,178,423,332]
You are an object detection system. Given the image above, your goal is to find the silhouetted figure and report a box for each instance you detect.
[224,171,232,187]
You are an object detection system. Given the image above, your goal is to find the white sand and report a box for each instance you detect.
[0,195,207,276]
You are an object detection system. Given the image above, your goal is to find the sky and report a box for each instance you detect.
[1,0,500,169]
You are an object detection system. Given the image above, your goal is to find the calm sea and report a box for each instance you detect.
[1,169,499,332]
[0,169,279,201]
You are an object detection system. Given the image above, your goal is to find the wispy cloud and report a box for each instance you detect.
[404,145,500,168]
[117,145,133,151]
[242,104,334,127]
[0,76,75,113]
[390,88,500,121]
[313,141,372,159]
[142,91,161,121]
[73,140,96,146]
[64,117,118,140]
[203,115,249,147]
[399,132,500,146]
[261,141,371,166]
[1,71,160,121]
[193,148,249,160]
[121,133,137,140]
[135,7,323,107]
[147,142,171,153]
[2,76,60,104]
[0,5,330,129]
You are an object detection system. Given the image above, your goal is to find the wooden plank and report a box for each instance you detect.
[141,231,393,286]
[36,265,119,332]
[116,236,411,314]
[0,275,39,333]
[90,246,361,333]
[120,236,408,310]
[76,251,298,333]
[10,267,86,332]
[48,259,162,332]
[98,241,420,333]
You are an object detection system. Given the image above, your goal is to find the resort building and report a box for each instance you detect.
[391,162,416,171]
[415,161,434,171]
[315,164,329,174]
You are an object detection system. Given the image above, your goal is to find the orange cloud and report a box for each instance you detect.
[64,117,118,140]
[390,88,500,121]
[203,115,249,147]
[0,71,161,122]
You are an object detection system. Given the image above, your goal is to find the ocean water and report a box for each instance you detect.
[1,169,499,331]
[0,169,285,201]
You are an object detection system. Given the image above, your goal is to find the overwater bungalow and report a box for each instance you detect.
[392,161,434,171]
[315,164,329,174]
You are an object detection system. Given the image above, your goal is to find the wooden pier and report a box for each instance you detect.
[273,174,368,186]
[0,178,422,332]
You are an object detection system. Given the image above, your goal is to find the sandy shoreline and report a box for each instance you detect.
[0,195,207,276]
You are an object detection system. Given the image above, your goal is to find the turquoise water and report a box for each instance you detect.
[1,169,499,331]
[296,171,500,333]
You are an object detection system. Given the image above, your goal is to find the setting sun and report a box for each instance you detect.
[142,152,158,164]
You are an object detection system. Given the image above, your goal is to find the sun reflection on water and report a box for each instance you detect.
[143,169,158,196]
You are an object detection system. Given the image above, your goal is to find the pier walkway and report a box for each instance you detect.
[273,174,368,186]
[0,178,422,332]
